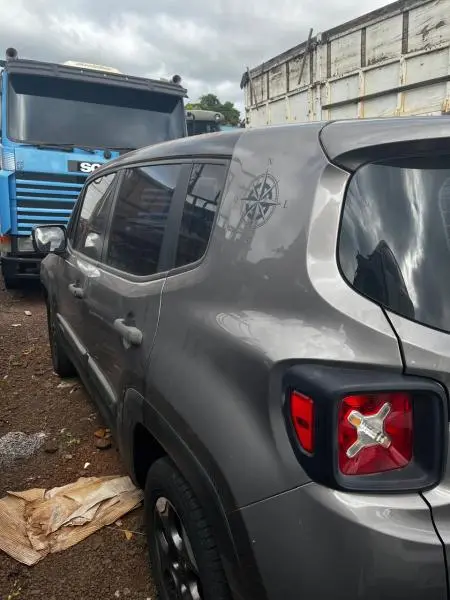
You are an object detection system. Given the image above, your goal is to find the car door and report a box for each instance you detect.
[82,161,191,421]
[144,159,229,433]
[56,171,119,370]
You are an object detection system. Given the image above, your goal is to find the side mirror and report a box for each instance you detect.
[32,225,67,254]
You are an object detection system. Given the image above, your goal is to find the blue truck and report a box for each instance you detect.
[0,47,187,288]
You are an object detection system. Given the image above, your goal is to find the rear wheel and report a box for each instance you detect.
[46,301,76,378]
[145,458,232,600]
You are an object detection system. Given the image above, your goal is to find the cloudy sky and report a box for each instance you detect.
[3,0,390,114]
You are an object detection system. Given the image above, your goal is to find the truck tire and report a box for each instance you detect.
[46,301,76,378]
[2,274,21,290]
[145,458,232,600]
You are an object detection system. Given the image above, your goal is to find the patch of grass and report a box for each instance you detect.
[6,580,21,600]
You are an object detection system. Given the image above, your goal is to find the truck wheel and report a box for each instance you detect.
[46,302,76,378]
[2,275,21,290]
[145,458,232,600]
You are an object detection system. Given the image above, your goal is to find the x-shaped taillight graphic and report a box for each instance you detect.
[346,402,392,458]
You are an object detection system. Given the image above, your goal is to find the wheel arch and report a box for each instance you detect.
[118,387,266,600]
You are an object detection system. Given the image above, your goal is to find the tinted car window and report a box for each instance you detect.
[339,156,450,332]
[175,163,227,268]
[72,173,117,261]
[106,164,182,276]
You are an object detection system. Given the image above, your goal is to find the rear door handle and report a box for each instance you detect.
[113,319,143,346]
[68,283,85,299]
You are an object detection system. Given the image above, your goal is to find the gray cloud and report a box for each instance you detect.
[1,0,388,111]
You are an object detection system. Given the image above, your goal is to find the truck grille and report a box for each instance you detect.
[15,171,86,235]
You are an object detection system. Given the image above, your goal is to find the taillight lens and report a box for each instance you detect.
[285,364,445,492]
[290,391,314,453]
[338,392,413,476]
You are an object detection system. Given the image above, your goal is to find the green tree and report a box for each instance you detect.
[220,101,240,126]
[186,94,240,126]
[198,93,222,110]
[185,102,201,110]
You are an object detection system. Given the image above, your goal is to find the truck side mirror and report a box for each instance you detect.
[32,225,67,254]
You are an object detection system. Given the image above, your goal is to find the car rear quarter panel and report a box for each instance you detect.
[145,123,403,512]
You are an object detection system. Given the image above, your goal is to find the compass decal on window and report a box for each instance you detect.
[241,170,280,228]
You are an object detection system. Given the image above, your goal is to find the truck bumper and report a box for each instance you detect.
[234,482,447,600]
[1,254,41,280]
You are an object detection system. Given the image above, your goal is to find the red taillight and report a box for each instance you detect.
[338,392,413,476]
[290,391,315,453]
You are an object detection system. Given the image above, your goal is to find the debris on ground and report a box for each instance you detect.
[94,428,111,439]
[0,432,46,469]
[95,438,112,450]
[43,440,58,454]
[24,311,32,317]
[94,428,112,450]
[0,476,144,566]
[0,285,155,598]
[56,379,78,390]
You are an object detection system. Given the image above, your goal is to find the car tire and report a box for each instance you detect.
[46,301,76,378]
[145,457,232,600]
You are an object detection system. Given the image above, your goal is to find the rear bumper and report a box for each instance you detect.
[1,254,41,279]
[234,482,447,600]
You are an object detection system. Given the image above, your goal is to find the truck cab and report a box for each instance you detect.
[186,109,225,136]
[0,47,187,288]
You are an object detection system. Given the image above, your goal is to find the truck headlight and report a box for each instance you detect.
[1,148,15,172]
[17,236,34,252]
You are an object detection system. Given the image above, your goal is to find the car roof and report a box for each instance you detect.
[91,115,450,182]
[90,122,329,180]
[91,130,244,178]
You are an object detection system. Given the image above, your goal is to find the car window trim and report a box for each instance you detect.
[158,163,193,273]
[99,161,188,282]
[67,170,122,261]
[99,169,125,264]
[67,185,85,244]
[167,158,231,277]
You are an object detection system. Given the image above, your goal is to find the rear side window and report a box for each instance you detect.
[339,156,450,332]
[175,163,227,268]
[105,164,182,276]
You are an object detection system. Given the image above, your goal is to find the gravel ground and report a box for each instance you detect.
[0,281,156,600]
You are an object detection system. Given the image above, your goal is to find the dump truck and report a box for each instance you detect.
[241,0,450,126]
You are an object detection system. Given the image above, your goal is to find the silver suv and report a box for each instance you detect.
[35,118,450,600]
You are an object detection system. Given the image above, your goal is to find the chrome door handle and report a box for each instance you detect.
[68,283,84,299]
[113,319,143,346]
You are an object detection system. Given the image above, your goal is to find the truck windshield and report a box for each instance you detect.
[7,74,185,149]
[187,121,222,136]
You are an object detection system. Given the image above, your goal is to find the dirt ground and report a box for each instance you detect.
[0,282,156,600]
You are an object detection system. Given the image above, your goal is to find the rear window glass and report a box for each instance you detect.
[339,156,450,333]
